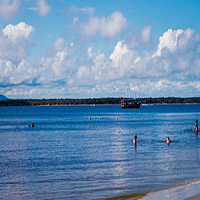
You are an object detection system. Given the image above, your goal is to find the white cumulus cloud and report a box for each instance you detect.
[0,22,34,62]
[109,40,142,78]
[151,28,200,80]
[2,22,34,42]
[0,59,38,85]
[82,12,128,40]
[153,29,183,57]
[38,40,76,83]
[110,40,130,66]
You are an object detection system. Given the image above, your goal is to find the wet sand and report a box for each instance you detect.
[100,192,147,200]
[185,194,200,200]
[140,179,200,200]
[100,180,200,200]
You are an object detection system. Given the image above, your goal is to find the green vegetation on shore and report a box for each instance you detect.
[0,97,200,106]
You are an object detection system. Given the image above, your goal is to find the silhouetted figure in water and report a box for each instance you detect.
[166,137,171,144]
[194,120,198,134]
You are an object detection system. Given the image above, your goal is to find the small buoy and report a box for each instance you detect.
[99,117,101,120]
[89,117,91,120]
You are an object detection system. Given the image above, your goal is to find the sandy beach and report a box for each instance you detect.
[186,194,200,200]
[100,179,200,200]
[140,179,200,200]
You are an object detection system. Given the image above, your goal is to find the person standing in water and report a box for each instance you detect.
[166,137,171,144]
[133,135,137,146]
[194,120,198,134]
[31,122,34,127]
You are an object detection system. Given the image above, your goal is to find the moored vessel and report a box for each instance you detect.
[120,98,140,108]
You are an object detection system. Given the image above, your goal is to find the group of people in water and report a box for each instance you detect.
[29,119,198,146]
[133,120,198,146]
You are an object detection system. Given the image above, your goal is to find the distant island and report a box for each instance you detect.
[0,94,8,101]
[0,97,200,106]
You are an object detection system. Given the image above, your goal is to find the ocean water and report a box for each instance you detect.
[0,104,200,200]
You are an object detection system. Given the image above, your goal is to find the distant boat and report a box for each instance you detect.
[120,98,140,109]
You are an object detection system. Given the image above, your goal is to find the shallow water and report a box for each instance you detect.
[0,104,200,199]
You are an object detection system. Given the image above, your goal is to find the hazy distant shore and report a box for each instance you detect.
[0,97,200,106]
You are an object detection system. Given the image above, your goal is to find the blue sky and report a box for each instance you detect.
[0,0,200,99]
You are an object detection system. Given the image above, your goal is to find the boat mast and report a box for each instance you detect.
[134,86,137,99]
[127,85,130,99]
[127,85,137,99]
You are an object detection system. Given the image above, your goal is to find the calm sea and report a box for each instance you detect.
[0,104,200,200]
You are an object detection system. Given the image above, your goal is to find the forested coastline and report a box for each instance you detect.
[0,97,200,106]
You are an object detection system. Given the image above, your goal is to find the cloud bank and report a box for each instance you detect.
[0,20,200,98]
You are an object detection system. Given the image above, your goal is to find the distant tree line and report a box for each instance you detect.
[137,97,200,104]
[0,97,200,106]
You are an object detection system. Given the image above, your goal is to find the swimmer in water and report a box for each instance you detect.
[29,122,34,127]
[166,137,171,144]
[194,120,198,134]
[133,134,137,146]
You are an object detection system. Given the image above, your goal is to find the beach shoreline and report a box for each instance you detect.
[140,179,200,200]
[101,179,200,200]
[186,194,200,200]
